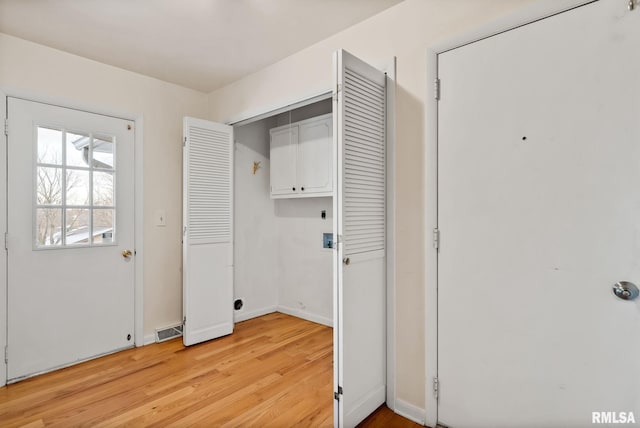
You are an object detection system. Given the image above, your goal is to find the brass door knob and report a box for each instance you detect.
[343,257,350,266]
[122,249,133,258]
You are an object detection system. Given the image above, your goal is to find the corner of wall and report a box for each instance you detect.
[394,399,426,426]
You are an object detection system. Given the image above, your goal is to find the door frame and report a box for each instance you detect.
[0,89,145,386]
[424,0,598,425]
[226,56,397,413]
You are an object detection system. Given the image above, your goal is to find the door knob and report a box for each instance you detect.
[343,257,350,266]
[122,249,133,259]
[612,281,639,301]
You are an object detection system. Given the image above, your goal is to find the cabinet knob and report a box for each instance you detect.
[292,187,296,191]
[301,187,305,191]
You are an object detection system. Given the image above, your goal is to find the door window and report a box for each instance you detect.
[35,126,116,248]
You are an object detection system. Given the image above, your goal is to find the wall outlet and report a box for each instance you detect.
[323,233,333,249]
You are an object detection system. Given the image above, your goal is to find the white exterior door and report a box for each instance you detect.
[333,49,387,428]
[7,98,135,382]
[182,117,234,346]
[437,1,640,427]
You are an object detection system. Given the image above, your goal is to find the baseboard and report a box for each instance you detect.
[395,398,426,426]
[143,333,156,346]
[143,305,326,345]
[346,384,386,427]
[234,305,277,323]
[276,305,333,327]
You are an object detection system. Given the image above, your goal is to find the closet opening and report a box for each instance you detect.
[183,49,392,428]
[232,96,334,327]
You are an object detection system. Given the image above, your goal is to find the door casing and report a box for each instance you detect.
[0,90,145,387]
[425,0,612,425]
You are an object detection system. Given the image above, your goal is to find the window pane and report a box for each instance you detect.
[36,167,62,205]
[37,127,62,165]
[66,131,90,167]
[92,135,114,170]
[66,170,90,206]
[65,209,90,245]
[93,171,114,206]
[36,208,62,247]
[33,127,117,249]
[93,209,115,244]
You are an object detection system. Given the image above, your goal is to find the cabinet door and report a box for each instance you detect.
[297,115,332,196]
[270,126,298,197]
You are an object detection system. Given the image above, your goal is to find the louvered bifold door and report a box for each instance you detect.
[333,49,387,428]
[183,117,234,346]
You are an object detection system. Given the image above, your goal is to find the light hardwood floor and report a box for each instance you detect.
[0,313,422,427]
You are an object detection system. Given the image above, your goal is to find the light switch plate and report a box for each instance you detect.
[155,209,166,227]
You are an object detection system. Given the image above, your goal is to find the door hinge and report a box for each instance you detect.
[4,118,8,136]
[434,78,441,101]
[433,377,439,400]
[4,346,8,364]
[183,316,186,325]
[433,228,440,250]
[183,137,187,147]
[4,232,7,250]
[334,385,343,400]
[334,234,343,250]
[333,84,342,101]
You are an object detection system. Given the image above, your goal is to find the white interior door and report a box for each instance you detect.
[183,117,233,346]
[333,49,387,428]
[7,97,135,382]
[437,1,640,427]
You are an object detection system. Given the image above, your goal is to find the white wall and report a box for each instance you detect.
[0,33,209,339]
[233,118,280,321]
[274,197,333,325]
[233,105,333,326]
[208,0,539,412]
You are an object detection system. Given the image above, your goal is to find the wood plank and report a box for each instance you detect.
[0,313,420,427]
[359,404,425,427]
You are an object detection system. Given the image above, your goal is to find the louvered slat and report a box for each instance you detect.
[343,68,385,256]
[187,126,232,244]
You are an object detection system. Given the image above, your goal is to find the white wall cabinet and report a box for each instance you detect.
[270,113,332,198]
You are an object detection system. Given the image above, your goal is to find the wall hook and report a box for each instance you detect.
[252,161,261,175]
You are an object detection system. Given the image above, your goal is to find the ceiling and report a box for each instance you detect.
[0,0,403,93]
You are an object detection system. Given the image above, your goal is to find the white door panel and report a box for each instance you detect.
[334,49,387,428]
[183,117,234,347]
[438,1,640,427]
[270,125,298,196]
[7,98,135,381]
[183,244,233,345]
[0,94,6,387]
[298,115,332,195]
[341,257,386,427]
